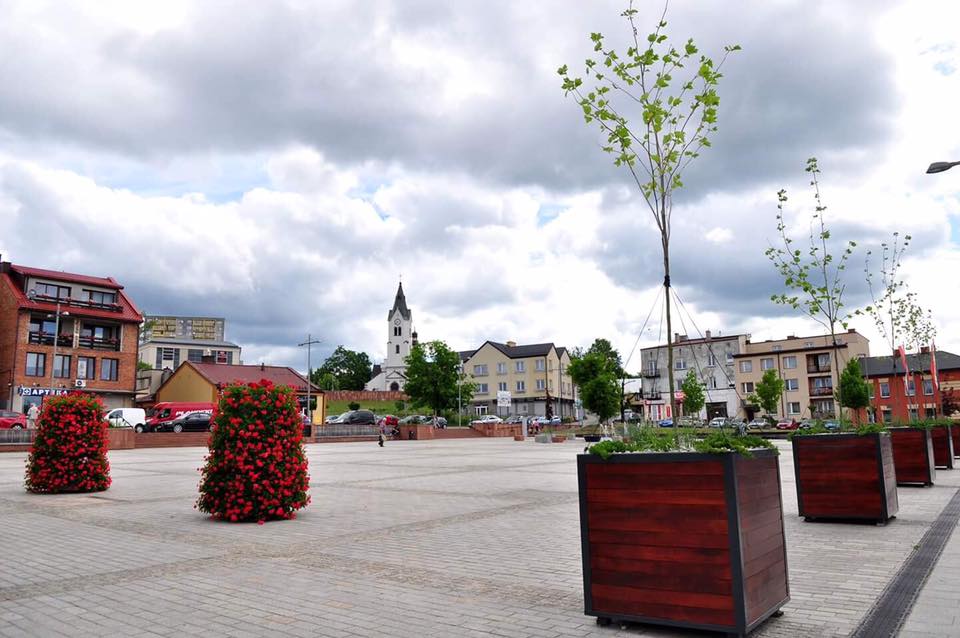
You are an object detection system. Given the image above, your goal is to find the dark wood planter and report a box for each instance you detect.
[578,450,788,636]
[952,426,960,458]
[792,432,897,524]
[552,435,567,443]
[513,435,525,442]
[107,427,135,450]
[889,428,935,486]
[930,425,954,469]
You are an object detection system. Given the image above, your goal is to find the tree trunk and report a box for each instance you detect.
[829,327,842,421]
[664,250,677,428]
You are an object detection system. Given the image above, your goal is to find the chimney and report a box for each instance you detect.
[507,340,517,347]
[705,330,711,339]
[674,333,680,342]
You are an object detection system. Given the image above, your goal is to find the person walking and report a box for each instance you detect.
[378,423,386,447]
[27,403,40,429]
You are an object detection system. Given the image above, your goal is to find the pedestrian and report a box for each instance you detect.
[378,431,385,447]
[27,403,40,429]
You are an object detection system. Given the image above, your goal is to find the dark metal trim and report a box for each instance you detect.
[792,438,805,518]
[726,454,747,635]
[876,432,889,522]
[576,455,593,615]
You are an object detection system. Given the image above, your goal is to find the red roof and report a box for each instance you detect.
[188,362,320,393]
[2,265,143,324]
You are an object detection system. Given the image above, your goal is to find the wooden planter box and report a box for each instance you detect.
[398,424,435,440]
[792,432,897,524]
[578,450,788,636]
[952,426,960,458]
[930,425,954,469]
[513,435,525,441]
[552,435,567,443]
[107,427,135,450]
[889,427,935,486]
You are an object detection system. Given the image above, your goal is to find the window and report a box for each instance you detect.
[880,382,890,398]
[868,383,875,399]
[923,379,934,396]
[496,362,507,375]
[498,382,507,392]
[707,353,718,367]
[477,383,489,394]
[515,361,525,373]
[77,357,95,379]
[785,378,799,391]
[85,290,116,305]
[100,358,119,381]
[739,360,752,373]
[906,380,916,397]
[647,360,657,375]
[536,379,546,390]
[726,352,734,364]
[742,382,754,393]
[817,353,830,368]
[393,326,401,336]
[675,359,687,370]
[536,359,545,371]
[215,350,233,364]
[909,407,919,421]
[35,282,70,299]
[187,349,204,363]
[772,345,782,352]
[26,353,46,376]
[53,355,71,379]
[926,407,936,418]
[473,364,488,377]
[761,358,774,370]
[783,356,797,369]
[882,409,892,423]
[805,341,814,347]
[788,402,801,415]
[516,380,526,392]
[395,345,400,354]
[707,376,718,389]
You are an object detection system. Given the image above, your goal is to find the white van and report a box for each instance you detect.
[105,408,147,431]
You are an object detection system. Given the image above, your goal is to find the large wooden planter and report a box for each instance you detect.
[792,432,897,524]
[889,427,935,486]
[578,450,788,636]
[930,425,954,469]
[107,427,135,450]
[952,426,960,458]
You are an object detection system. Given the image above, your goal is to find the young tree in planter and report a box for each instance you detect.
[767,158,856,415]
[403,341,474,418]
[569,350,620,425]
[25,393,111,494]
[837,358,871,424]
[749,369,785,419]
[559,2,739,425]
[197,380,310,523]
[679,370,705,418]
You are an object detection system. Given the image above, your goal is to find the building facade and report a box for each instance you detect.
[0,262,143,413]
[460,341,575,419]
[143,316,225,342]
[639,332,747,421]
[732,329,871,420]
[860,349,960,422]
[365,283,417,392]
[139,337,242,370]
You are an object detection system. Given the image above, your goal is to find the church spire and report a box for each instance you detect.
[389,281,411,320]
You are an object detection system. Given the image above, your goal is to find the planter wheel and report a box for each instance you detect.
[173,424,183,433]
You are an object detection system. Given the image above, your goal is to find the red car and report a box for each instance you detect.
[0,410,28,429]
[775,419,799,430]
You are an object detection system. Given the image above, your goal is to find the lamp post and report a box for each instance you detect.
[297,334,322,426]
[926,161,960,174]
[457,363,463,426]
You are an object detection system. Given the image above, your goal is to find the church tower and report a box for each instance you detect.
[365,282,415,392]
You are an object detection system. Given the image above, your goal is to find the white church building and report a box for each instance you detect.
[364,283,418,392]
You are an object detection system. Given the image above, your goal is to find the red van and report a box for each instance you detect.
[146,402,215,432]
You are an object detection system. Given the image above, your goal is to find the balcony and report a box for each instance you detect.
[807,360,831,373]
[809,386,834,397]
[78,335,121,351]
[27,332,72,347]
[30,292,122,314]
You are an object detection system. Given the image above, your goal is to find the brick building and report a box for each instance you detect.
[860,349,960,422]
[0,262,143,413]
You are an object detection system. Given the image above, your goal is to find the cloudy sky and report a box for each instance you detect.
[1,0,959,373]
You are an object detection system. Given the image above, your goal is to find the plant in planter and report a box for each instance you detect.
[579,428,788,635]
[25,393,111,494]
[790,422,897,524]
[197,380,310,523]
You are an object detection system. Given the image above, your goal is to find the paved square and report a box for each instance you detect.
[0,438,958,637]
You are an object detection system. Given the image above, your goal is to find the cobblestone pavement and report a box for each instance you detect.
[0,438,957,637]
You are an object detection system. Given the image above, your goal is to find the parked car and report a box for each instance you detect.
[0,410,27,430]
[708,417,728,429]
[338,410,377,425]
[105,408,146,432]
[797,419,817,430]
[676,416,703,428]
[823,420,841,431]
[505,415,525,424]
[776,419,799,430]
[747,419,768,430]
[156,411,212,433]
[325,413,343,424]
[399,415,427,425]
[658,418,674,428]
[546,416,562,426]
[146,402,215,432]
[472,415,503,424]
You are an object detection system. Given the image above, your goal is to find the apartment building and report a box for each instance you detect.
[732,329,870,420]
[460,341,575,418]
[0,262,143,413]
[860,349,960,422]
[639,331,748,421]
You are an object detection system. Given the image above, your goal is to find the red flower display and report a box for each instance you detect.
[196,379,310,523]
[25,392,111,493]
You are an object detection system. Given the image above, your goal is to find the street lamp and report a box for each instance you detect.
[457,363,463,427]
[926,161,960,174]
[297,334,322,426]
[27,289,69,397]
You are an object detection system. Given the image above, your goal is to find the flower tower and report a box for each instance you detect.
[197,380,310,523]
[25,393,112,493]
